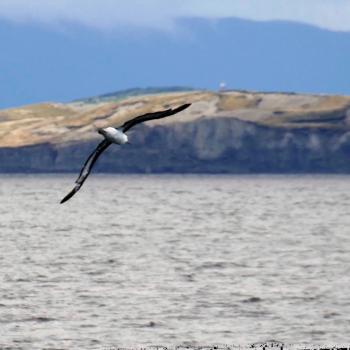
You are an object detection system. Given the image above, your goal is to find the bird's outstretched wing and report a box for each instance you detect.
[60,139,111,204]
[120,103,191,132]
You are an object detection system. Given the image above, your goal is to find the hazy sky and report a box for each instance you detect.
[0,0,349,32]
[1,1,350,108]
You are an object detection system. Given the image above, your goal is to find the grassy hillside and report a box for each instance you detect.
[1,89,350,148]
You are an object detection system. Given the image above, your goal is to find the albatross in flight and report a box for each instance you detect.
[60,103,191,204]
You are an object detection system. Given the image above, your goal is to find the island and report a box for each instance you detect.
[1,88,350,173]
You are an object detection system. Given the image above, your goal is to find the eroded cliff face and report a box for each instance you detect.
[1,90,350,173]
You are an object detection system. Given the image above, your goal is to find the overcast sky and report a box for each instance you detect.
[0,0,349,32]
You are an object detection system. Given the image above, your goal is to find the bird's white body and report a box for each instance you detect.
[99,127,128,144]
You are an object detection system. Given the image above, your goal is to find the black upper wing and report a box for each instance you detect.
[60,139,111,204]
[120,103,191,132]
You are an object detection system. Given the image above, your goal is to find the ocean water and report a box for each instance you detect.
[0,174,349,349]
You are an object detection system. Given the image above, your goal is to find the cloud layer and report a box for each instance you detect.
[0,0,349,32]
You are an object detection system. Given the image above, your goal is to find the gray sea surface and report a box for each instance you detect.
[0,174,350,349]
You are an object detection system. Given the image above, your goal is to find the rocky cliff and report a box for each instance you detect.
[1,89,350,173]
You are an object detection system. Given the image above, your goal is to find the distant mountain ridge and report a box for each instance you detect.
[1,17,350,108]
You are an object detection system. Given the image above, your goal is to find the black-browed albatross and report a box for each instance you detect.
[60,103,191,204]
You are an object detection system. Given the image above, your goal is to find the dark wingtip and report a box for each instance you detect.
[60,188,78,204]
[174,103,191,112]
[60,196,70,204]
